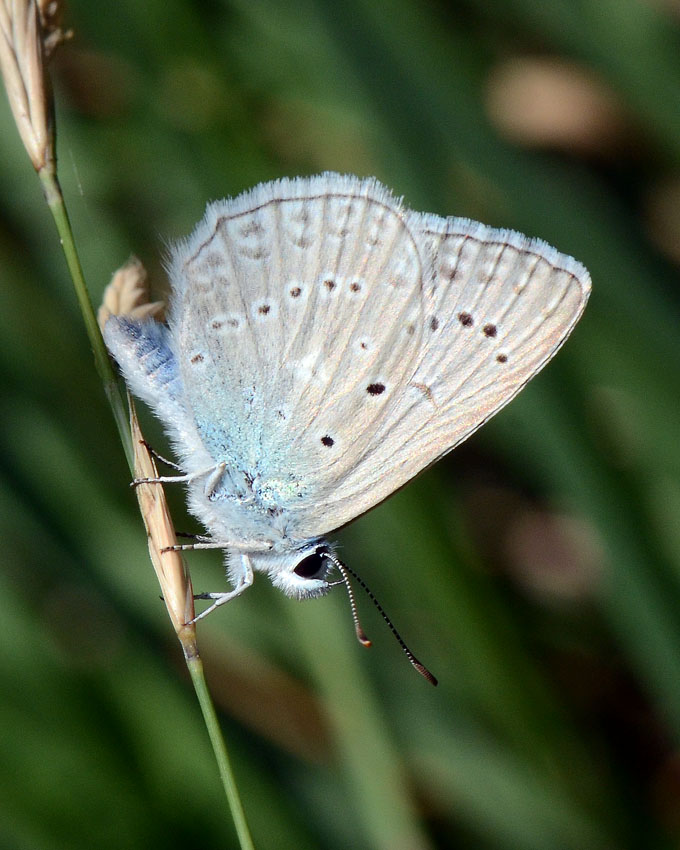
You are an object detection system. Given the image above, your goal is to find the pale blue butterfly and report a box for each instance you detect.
[104,173,590,682]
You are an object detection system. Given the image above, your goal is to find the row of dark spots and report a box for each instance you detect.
[211,285,363,321]
[211,280,362,317]
[324,279,362,293]
[288,280,363,299]
[457,311,496,337]
[211,318,239,329]
[207,303,270,316]
[212,286,354,316]
[422,313,510,363]
[429,314,492,332]
[457,312,507,362]
[321,382,386,448]
[458,311,497,338]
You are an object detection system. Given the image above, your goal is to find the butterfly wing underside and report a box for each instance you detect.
[168,174,590,541]
[290,211,590,538]
[169,176,429,519]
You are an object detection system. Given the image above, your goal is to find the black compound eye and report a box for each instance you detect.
[293,550,328,580]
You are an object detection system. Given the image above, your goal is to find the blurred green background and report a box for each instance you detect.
[2,0,680,848]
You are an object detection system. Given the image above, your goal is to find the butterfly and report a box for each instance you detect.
[104,173,590,680]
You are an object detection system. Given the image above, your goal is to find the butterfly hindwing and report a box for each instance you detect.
[283,200,591,538]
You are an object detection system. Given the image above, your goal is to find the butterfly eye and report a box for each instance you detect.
[293,550,328,580]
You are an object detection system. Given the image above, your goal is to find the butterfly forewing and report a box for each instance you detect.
[170,176,430,506]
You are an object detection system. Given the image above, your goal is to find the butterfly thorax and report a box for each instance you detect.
[183,451,311,547]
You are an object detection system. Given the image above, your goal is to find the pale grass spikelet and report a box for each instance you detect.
[37,0,71,59]
[0,0,60,173]
[131,404,196,640]
[98,257,166,331]
[100,258,193,640]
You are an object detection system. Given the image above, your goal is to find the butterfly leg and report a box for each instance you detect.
[202,462,257,504]
[132,462,225,487]
[191,554,254,622]
[162,539,273,553]
[139,439,183,472]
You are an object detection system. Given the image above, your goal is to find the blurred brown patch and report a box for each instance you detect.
[642,0,680,20]
[201,639,331,764]
[465,483,604,602]
[504,508,605,602]
[652,751,680,833]
[158,61,233,132]
[53,47,136,117]
[486,57,633,158]
[643,173,680,266]
[261,98,377,175]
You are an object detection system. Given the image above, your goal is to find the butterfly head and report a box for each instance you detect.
[258,541,439,685]
[259,541,335,600]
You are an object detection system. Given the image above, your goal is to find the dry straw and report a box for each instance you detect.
[98,257,166,325]
[0,0,69,174]
[99,259,197,640]
[131,406,197,640]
